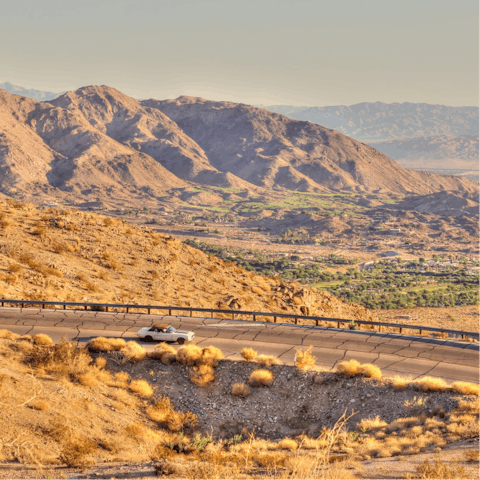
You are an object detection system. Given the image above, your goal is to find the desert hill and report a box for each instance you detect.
[144,95,476,195]
[0,89,187,204]
[0,200,377,321]
[0,86,477,207]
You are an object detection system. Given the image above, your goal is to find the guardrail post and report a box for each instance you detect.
[274,316,277,323]
[42,304,45,309]
[147,308,150,314]
[169,309,172,316]
[232,312,235,319]
[294,317,298,325]
[253,315,256,321]
[63,305,66,310]
[190,310,192,317]
[419,329,423,335]
[84,305,87,310]
[399,327,403,334]
[337,322,340,329]
[126,307,129,313]
[211,311,213,318]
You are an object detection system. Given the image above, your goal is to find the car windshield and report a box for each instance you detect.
[166,326,176,333]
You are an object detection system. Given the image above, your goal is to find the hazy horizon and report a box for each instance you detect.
[1,0,478,107]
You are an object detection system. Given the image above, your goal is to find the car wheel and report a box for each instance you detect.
[145,336,154,342]
[177,338,185,345]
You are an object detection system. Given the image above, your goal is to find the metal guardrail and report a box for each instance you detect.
[0,299,478,341]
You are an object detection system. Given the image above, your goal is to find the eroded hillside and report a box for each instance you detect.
[0,200,377,321]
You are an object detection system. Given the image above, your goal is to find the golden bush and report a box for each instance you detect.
[240,347,257,362]
[256,355,280,367]
[294,347,316,371]
[231,382,251,398]
[248,369,274,387]
[32,333,54,346]
[128,379,154,397]
[451,381,479,396]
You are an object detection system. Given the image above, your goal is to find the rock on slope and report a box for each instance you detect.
[143,96,477,195]
[0,200,376,321]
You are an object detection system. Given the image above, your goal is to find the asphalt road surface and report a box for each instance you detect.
[0,307,478,384]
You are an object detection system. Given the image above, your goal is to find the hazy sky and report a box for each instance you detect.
[1,0,478,106]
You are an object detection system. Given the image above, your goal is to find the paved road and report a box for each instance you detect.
[0,307,478,384]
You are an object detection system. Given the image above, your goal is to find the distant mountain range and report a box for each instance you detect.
[260,102,479,172]
[0,85,476,207]
[0,82,63,101]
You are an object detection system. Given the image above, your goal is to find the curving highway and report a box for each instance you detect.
[0,307,478,384]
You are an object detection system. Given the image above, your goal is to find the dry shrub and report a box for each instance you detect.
[357,416,388,432]
[253,452,287,468]
[295,346,316,371]
[87,337,126,352]
[190,364,215,387]
[121,341,146,363]
[451,381,479,396]
[359,363,382,379]
[95,357,107,369]
[32,333,54,346]
[277,438,298,451]
[231,382,251,398]
[77,372,100,387]
[112,371,130,388]
[464,449,479,463]
[147,396,198,432]
[248,369,274,387]
[176,344,203,366]
[256,354,280,367]
[201,346,224,367]
[240,347,257,362]
[413,376,449,392]
[409,459,467,479]
[336,360,382,379]
[60,437,98,467]
[391,376,412,391]
[0,329,20,340]
[30,400,49,411]
[128,379,154,397]
[15,340,34,352]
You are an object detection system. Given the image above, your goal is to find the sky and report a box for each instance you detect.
[1,0,478,106]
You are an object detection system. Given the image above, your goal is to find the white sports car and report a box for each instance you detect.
[136,324,195,344]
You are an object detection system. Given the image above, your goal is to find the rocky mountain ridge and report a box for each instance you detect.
[0,86,476,207]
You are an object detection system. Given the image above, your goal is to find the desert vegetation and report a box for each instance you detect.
[0,330,479,478]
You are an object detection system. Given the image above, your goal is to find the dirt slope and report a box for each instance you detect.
[143,96,477,195]
[0,200,377,321]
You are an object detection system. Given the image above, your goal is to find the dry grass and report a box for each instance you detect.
[277,438,298,451]
[32,333,54,346]
[391,376,412,391]
[248,369,274,387]
[120,341,146,363]
[190,364,215,387]
[0,329,20,340]
[240,347,258,362]
[128,379,154,397]
[256,354,280,367]
[413,376,449,392]
[176,344,203,366]
[357,415,388,432]
[201,346,224,367]
[231,382,251,398]
[87,337,127,352]
[407,458,467,479]
[451,381,479,396]
[336,360,382,379]
[294,347,316,371]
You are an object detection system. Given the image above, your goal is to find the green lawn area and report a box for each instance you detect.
[310,280,344,290]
